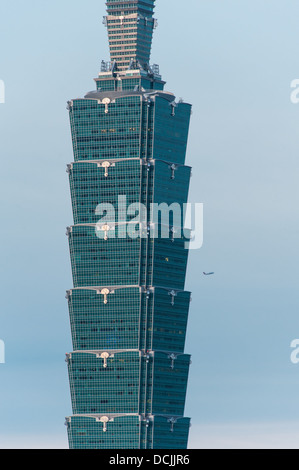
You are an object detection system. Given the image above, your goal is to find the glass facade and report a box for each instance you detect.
[65,0,193,449]
[105,0,157,71]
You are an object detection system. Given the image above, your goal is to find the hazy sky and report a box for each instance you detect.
[0,0,299,449]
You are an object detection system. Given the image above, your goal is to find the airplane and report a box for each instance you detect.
[203,272,214,276]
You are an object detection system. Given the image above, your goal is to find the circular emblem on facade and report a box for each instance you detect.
[102,161,111,177]
[101,288,110,296]
[101,224,111,240]
[101,288,110,304]
[100,416,109,432]
[100,352,110,360]
[102,98,111,114]
[100,352,110,368]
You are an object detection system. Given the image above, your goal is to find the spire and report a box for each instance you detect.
[104,0,157,71]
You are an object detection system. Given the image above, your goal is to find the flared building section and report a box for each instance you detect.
[104,0,157,71]
[65,0,193,449]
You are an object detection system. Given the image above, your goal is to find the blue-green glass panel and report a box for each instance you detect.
[67,415,140,449]
[151,416,191,450]
[150,352,191,416]
[152,97,192,165]
[69,159,142,225]
[68,287,142,351]
[150,288,191,353]
[69,96,142,161]
[67,351,141,415]
[68,225,141,287]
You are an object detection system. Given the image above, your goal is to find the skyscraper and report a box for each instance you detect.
[65,0,193,449]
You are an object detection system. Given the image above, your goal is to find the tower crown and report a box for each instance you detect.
[104,0,157,71]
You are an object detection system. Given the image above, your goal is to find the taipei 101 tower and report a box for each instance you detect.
[65,0,193,449]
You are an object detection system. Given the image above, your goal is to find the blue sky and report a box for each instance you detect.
[0,0,299,449]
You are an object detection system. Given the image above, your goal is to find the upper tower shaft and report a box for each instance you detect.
[104,0,157,71]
